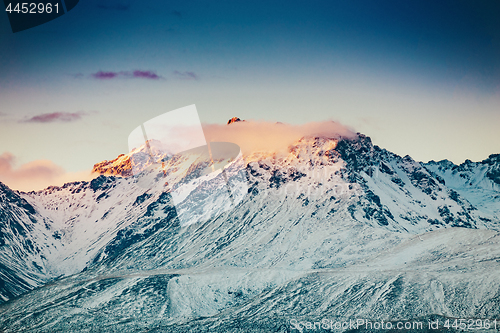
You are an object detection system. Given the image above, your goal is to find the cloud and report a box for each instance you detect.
[91,70,162,80]
[127,119,355,161]
[21,111,88,123]
[202,120,357,156]
[92,71,119,79]
[131,70,161,79]
[0,152,96,192]
[173,71,198,80]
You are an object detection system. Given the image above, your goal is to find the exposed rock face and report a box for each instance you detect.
[227,117,242,124]
[92,153,133,177]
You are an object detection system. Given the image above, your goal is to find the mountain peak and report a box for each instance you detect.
[92,139,173,177]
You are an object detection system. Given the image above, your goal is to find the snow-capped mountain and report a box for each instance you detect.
[0,122,499,332]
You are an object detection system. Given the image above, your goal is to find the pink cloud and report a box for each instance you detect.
[132,70,161,79]
[22,111,86,123]
[202,120,357,156]
[0,153,96,192]
[129,119,356,157]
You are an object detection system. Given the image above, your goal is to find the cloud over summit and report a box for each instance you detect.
[203,120,356,156]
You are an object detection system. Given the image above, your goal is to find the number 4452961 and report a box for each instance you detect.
[444,319,498,330]
[5,3,59,14]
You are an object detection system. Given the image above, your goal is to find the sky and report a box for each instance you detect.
[1,0,499,190]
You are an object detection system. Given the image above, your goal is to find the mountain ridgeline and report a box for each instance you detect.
[0,123,499,332]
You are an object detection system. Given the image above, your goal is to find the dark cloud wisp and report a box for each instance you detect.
[92,71,119,79]
[91,70,162,80]
[21,111,87,123]
[173,71,198,80]
[132,70,161,79]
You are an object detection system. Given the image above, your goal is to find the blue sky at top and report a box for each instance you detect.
[0,0,499,177]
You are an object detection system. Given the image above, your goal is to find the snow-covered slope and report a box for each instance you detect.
[424,154,500,219]
[0,126,499,331]
[0,182,60,302]
[0,140,246,302]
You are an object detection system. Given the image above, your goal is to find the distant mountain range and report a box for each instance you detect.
[1,122,499,332]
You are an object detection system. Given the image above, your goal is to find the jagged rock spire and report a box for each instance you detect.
[227,117,242,125]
